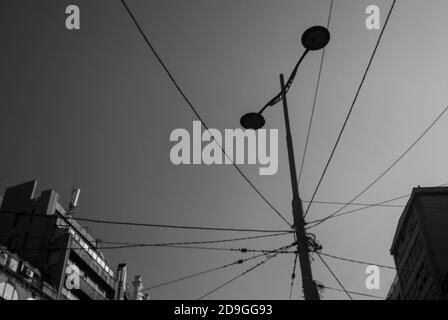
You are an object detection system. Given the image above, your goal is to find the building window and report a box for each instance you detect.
[8,257,19,272]
[0,251,7,266]
[0,283,19,300]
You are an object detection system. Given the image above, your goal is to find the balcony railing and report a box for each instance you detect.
[79,276,107,300]
[70,240,115,289]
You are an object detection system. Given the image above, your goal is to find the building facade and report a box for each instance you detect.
[389,186,448,300]
[0,180,149,300]
[0,245,57,300]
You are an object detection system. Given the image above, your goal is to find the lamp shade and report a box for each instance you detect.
[240,112,266,130]
[301,26,330,51]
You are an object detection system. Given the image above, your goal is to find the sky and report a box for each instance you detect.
[1,0,448,300]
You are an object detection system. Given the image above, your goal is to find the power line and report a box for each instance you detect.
[304,199,407,208]
[0,228,291,250]
[6,241,294,256]
[322,285,385,299]
[0,229,293,256]
[144,249,289,292]
[306,181,448,226]
[288,251,299,300]
[197,244,292,300]
[100,232,292,248]
[3,180,448,236]
[308,103,448,229]
[112,243,294,254]
[101,243,294,254]
[319,252,437,278]
[304,0,397,217]
[309,199,448,209]
[299,0,334,191]
[101,244,295,254]
[307,194,409,225]
[64,215,293,233]
[78,216,293,233]
[197,249,285,300]
[320,252,397,271]
[316,252,353,300]
[0,209,293,234]
[120,0,291,227]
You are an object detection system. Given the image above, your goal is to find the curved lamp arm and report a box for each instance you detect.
[258,49,310,115]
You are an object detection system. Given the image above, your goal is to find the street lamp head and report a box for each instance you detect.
[301,26,330,51]
[240,112,265,130]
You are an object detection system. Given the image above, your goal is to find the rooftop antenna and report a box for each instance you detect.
[69,174,81,213]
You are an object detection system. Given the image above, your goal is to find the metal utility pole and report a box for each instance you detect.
[279,74,320,300]
[240,25,329,300]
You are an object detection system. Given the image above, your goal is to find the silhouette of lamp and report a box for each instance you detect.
[240,26,330,130]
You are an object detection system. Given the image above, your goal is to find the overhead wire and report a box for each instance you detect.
[308,199,448,209]
[99,232,292,247]
[316,252,353,300]
[304,0,397,217]
[0,229,291,252]
[319,252,438,278]
[197,244,293,300]
[0,209,293,233]
[322,285,385,299]
[306,181,448,225]
[288,251,299,300]
[120,0,291,227]
[143,246,293,292]
[299,0,334,190]
[0,231,295,269]
[307,193,409,225]
[103,244,295,254]
[4,241,294,256]
[307,103,448,229]
[304,199,407,208]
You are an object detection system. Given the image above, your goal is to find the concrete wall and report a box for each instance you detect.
[418,194,448,281]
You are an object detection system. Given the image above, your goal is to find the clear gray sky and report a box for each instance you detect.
[2,0,448,299]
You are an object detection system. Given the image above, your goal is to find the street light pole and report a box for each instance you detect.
[240,25,330,300]
[279,73,320,300]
